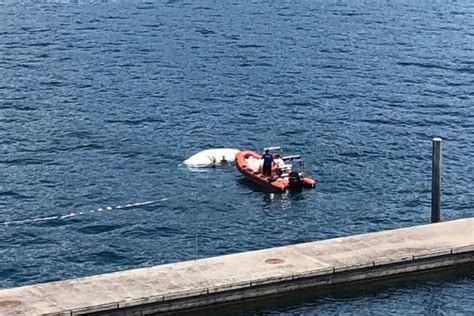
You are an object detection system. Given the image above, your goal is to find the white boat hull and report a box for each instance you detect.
[183,148,241,167]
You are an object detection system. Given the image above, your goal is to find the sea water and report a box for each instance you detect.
[0,0,473,314]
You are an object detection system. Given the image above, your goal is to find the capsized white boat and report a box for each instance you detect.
[183,148,241,167]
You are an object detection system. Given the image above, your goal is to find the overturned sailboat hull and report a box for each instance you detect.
[183,148,241,167]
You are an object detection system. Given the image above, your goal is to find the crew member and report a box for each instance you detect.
[261,149,273,176]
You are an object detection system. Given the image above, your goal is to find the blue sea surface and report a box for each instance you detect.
[0,0,473,314]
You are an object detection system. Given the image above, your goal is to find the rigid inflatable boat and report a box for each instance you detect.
[235,149,316,191]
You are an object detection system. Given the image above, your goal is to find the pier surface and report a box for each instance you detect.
[1,218,473,315]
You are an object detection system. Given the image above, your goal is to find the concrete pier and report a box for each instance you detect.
[1,218,473,315]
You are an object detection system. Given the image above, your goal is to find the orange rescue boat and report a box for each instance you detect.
[235,149,316,192]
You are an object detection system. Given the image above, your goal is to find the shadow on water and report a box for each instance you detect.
[162,264,474,316]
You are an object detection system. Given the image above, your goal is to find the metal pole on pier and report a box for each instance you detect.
[431,137,442,223]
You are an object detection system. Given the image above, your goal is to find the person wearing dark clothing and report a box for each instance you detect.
[261,149,273,176]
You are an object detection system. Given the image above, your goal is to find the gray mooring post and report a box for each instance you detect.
[431,137,442,223]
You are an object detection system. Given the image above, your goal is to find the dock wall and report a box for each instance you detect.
[0,218,472,315]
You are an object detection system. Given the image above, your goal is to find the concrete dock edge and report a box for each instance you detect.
[90,250,474,315]
[1,218,473,315]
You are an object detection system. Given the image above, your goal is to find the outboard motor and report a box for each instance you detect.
[289,171,303,189]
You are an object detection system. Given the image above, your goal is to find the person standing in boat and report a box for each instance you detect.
[261,149,274,176]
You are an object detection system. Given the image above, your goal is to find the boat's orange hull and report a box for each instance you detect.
[235,150,316,191]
